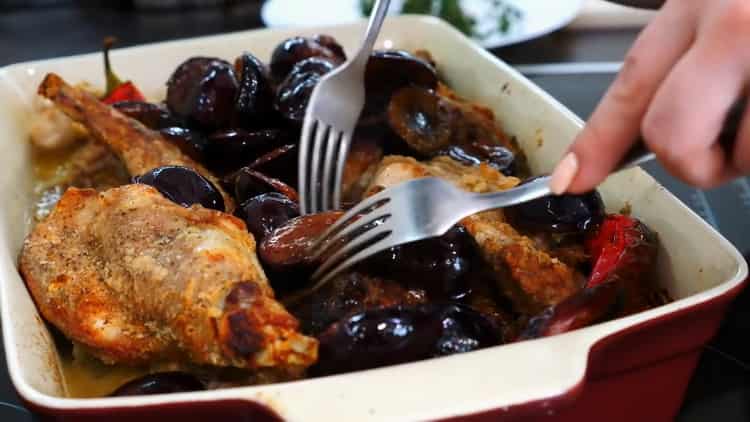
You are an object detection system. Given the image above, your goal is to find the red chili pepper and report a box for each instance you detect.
[584,214,657,288]
[100,36,145,104]
[101,81,145,104]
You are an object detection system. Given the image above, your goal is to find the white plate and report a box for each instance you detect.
[261,0,586,49]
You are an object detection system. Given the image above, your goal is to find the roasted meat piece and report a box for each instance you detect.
[19,184,316,370]
[365,155,584,313]
[37,73,235,212]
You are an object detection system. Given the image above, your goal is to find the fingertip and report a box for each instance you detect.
[549,152,579,195]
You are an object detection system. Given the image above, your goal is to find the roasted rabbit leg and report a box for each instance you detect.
[19,184,316,369]
[37,73,234,212]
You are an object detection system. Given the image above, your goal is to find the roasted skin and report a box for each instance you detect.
[365,155,583,313]
[37,73,235,212]
[19,184,316,369]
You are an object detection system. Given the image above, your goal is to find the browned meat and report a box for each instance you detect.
[37,73,235,212]
[525,232,589,269]
[365,155,583,313]
[19,184,316,370]
[461,211,584,314]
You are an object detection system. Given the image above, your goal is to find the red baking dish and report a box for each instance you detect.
[0,16,746,421]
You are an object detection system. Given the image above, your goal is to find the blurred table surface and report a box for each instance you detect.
[0,3,748,422]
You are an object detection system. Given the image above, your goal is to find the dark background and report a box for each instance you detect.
[0,1,748,421]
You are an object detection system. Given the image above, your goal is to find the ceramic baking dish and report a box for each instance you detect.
[0,15,746,422]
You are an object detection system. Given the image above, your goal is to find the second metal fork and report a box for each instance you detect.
[305,94,747,290]
[298,0,391,215]
[301,140,670,293]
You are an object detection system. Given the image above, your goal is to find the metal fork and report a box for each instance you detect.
[297,0,391,215]
[302,141,659,293]
[295,76,748,299]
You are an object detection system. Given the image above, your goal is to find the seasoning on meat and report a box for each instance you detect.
[19,184,316,370]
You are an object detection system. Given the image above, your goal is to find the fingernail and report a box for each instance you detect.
[549,152,579,195]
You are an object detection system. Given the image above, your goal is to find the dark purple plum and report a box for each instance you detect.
[365,50,437,97]
[233,52,275,128]
[166,57,218,116]
[133,165,224,212]
[269,35,346,81]
[238,192,300,242]
[274,57,337,124]
[204,129,288,174]
[387,86,453,155]
[361,50,438,119]
[311,303,501,376]
[439,143,516,176]
[231,167,298,205]
[159,126,208,162]
[166,57,239,130]
[505,181,605,234]
[363,225,478,300]
[245,143,298,185]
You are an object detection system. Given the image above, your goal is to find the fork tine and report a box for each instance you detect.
[310,188,392,251]
[311,225,393,282]
[321,129,343,211]
[309,122,330,214]
[309,232,394,292]
[298,117,316,215]
[333,131,352,210]
[309,211,392,262]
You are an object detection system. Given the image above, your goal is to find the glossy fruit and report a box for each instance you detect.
[365,50,437,91]
[364,225,478,300]
[289,56,336,76]
[387,86,453,155]
[259,211,342,271]
[269,35,346,81]
[133,165,225,212]
[233,52,274,128]
[112,101,181,129]
[363,50,438,117]
[238,192,300,242]
[167,57,216,116]
[159,126,208,162]
[231,167,298,205]
[311,303,501,376]
[204,129,288,174]
[440,143,516,176]
[505,185,605,234]
[289,272,428,335]
[274,72,319,124]
[245,143,298,187]
[110,372,204,396]
[166,57,239,130]
[274,57,336,124]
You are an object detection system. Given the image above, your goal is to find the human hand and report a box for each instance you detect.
[549,0,750,194]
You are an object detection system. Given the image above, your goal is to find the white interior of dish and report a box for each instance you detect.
[0,16,745,421]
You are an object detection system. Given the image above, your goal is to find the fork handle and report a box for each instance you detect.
[354,0,391,65]
[467,96,747,215]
